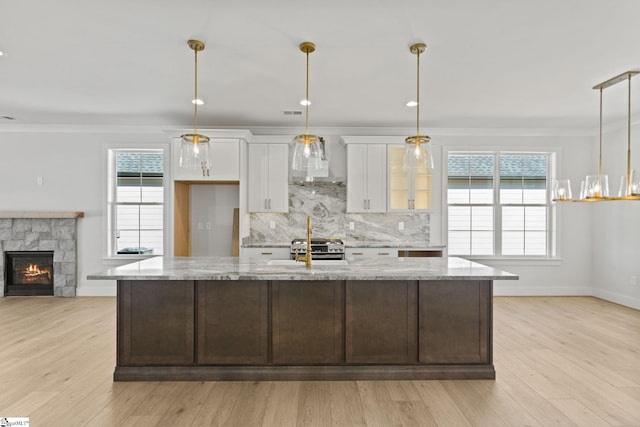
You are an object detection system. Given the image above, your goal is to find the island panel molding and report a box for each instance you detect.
[89,256,518,381]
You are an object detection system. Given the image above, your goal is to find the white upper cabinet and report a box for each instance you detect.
[388,145,433,211]
[247,143,289,213]
[346,144,387,213]
[172,138,240,181]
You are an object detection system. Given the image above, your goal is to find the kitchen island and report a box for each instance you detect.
[88,256,517,381]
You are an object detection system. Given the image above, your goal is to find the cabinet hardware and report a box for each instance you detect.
[352,252,364,256]
[261,252,273,255]
[378,252,390,256]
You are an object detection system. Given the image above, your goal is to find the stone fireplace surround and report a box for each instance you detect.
[0,212,83,297]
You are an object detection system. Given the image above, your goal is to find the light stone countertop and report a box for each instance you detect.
[87,256,518,281]
[241,242,446,249]
[345,243,446,249]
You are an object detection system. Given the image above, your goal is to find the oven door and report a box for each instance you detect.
[289,252,345,260]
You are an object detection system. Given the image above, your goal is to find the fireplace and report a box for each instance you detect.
[4,251,54,296]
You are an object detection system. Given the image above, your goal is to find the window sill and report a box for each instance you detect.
[102,255,160,264]
[456,256,562,266]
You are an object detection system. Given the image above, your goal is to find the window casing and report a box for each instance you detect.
[108,150,165,256]
[447,151,555,258]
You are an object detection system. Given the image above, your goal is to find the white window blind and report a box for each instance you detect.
[447,152,553,257]
[110,150,164,256]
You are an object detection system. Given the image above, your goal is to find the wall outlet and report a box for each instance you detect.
[631,275,638,286]
[398,222,404,231]
[36,176,43,186]
[269,221,276,230]
[205,222,211,230]
[349,222,355,230]
[197,222,203,230]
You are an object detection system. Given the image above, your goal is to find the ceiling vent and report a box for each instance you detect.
[282,110,303,116]
[1,116,15,120]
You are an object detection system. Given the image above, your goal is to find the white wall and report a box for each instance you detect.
[0,127,169,296]
[0,126,596,298]
[592,123,640,309]
[431,133,595,296]
[190,184,239,256]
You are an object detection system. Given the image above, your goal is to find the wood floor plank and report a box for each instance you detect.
[260,381,301,427]
[547,398,611,427]
[190,382,244,426]
[493,359,579,426]
[296,381,333,427]
[356,380,404,426]
[1,296,640,426]
[412,381,472,427]
[327,381,367,426]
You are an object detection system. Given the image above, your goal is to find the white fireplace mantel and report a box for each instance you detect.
[0,211,84,219]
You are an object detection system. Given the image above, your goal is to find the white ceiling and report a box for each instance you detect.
[2,0,640,131]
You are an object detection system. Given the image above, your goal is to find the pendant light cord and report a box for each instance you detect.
[416,48,420,138]
[627,74,632,190]
[194,48,199,138]
[599,87,603,176]
[305,49,310,136]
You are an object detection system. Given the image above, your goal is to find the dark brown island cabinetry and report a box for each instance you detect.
[115,278,493,381]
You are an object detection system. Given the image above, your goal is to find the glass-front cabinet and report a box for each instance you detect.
[388,146,432,211]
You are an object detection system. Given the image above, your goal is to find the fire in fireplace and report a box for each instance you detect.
[4,251,54,296]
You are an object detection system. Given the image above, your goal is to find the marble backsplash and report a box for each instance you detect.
[247,183,430,244]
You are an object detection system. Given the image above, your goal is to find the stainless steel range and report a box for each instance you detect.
[290,238,345,260]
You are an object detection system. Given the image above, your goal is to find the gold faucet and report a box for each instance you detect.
[295,216,313,268]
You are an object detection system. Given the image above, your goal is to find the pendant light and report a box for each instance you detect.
[403,43,434,172]
[553,71,640,202]
[180,39,211,172]
[291,41,323,174]
[582,85,610,200]
[616,72,640,198]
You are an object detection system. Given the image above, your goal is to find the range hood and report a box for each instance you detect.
[290,138,344,184]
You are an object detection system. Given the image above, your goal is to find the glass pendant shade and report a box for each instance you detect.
[618,169,640,197]
[180,133,210,169]
[552,179,573,201]
[402,136,434,171]
[584,174,609,199]
[292,134,322,172]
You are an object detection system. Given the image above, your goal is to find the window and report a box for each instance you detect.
[108,150,164,256]
[447,152,554,257]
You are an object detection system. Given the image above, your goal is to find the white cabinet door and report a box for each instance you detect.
[346,144,387,213]
[247,143,289,212]
[241,247,290,260]
[266,144,289,212]
[388,145,432,211]
[366,145,387,211]
[173,138,240,181]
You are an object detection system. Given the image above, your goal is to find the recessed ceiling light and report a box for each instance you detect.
[406,100,418,107]
[192,98,204,105]
[0,51,4,57]
[300,99,311,106]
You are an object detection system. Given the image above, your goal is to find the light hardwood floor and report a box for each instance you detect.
[0,296,639,426]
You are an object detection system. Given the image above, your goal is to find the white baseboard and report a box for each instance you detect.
[592,289,640,310]
[494,284,592,296]
[77,284,116,297]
